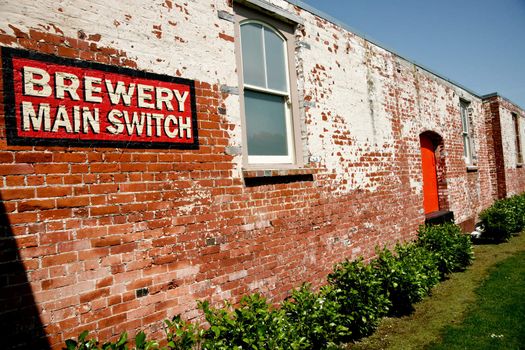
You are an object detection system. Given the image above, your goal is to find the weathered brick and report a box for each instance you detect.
[41,252,77,268]
[0,1,522,349]
[15,152,53,163]
[79,287,111,303]
[2,188,35,200]
[0,164,35,175]
[37,187,72,198]
[41,276,75,290]
[91,236,122,248]
[56,196,90,208]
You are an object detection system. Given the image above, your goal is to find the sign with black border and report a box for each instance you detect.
[2,47,199,149]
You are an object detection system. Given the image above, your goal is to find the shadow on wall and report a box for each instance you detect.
[0,194,50,349]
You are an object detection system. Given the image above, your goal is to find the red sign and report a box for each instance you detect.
[2,48,198,148]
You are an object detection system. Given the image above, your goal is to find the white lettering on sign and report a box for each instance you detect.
[85,76,103,103]
[174,90,189,112]
[23,66,52,97]
[55,72,81,100]
[106,80,135,106]
[137,84,155,109]
[107,109,124,135]
[21,67,190,113]
[82,107,100,134]
[156,87,174,111]
[164,115,178,138]
[21,101,101,134]
[21,101,51,131]
[151,113,164,137]
[178,116,192,138]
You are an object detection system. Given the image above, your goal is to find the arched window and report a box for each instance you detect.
[239,20,295,164]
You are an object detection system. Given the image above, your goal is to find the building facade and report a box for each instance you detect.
[0,0,523,348]
[483,94,525,199]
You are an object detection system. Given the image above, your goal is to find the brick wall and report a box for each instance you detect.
[483,95,525,198]
[0,0,514,348]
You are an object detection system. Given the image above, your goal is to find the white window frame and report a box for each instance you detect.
[234,4,302,169]
[240,20,294,165]
[512,112,523,165]
[460,100,475,165]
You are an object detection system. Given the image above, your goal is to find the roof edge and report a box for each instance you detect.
[287,0,484,98]
[481,92,525,111]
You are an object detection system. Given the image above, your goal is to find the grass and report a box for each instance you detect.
[345,232,525,350]
[427,251,525,350]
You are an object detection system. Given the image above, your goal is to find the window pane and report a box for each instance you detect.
[513,114,522,163]
[244,90,288,156]
[264,27,287,92]
[463,135,470,159]
[460,105,468,132]
[241,23,266,88]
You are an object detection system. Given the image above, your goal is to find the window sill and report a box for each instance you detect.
[517,163,523,168]
[242,167,316,178]
[466,165,478,172]
[242,167,317,186]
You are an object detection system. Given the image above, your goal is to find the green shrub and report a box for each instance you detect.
[327,258,390,341]
[164,315,203,350]
[373,243,440,316]
[282,284,346,349]
[479,203,512,241]
[63,330,98,350]
[199,294,308,349]
[65,219,487,349]
[479,194,525,241]
[417,223,474,277]
[397,243,441,293]
[63,331,160,350]
[509,193,525,229]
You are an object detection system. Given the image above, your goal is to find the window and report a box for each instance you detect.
[512,112,523,164]
[235,5,301,167]
[460,100,476,165]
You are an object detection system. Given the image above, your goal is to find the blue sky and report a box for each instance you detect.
[300,0,525,109]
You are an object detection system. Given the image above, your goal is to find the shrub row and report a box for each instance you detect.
[65,223,473,350]
[479,192,525,241]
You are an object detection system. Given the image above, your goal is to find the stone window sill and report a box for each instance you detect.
[466,165,478,172]
[242,167,316,178]
[242,167,317,186]
[517,163,523,168]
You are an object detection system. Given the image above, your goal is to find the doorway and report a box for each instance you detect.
[420,134,439,214]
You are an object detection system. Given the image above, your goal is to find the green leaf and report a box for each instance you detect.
[117,332,128,347]
[65,339,78,350]
[78,330,89,343]
[211,325,221,338]
[135,331,146,348]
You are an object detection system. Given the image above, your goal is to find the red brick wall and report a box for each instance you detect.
[500,98,525,196]
[0,7,515,350]
[0,28,423,349]
[483,95,525,198]
[484,96,507,199]
[1,29,232,348]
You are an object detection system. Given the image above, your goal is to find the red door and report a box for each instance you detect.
[420,135,439,214]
